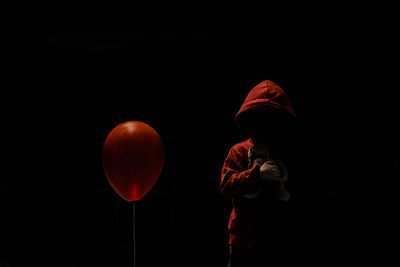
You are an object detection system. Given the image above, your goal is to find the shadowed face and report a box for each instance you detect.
[245,108,296,147]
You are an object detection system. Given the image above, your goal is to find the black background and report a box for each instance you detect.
[2,3,400,266]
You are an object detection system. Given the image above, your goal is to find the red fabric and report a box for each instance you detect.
[235,80,296,120]
[220,80,296,248]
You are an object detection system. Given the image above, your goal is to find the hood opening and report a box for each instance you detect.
[236,107,296,137]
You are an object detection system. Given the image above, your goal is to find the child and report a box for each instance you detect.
[220,80,296,267]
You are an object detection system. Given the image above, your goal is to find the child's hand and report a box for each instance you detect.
[248,145,270,163]
[260,161,281,181]
[252,158,265,167]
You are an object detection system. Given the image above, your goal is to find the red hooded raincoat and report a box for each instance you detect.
[220,80,296,248]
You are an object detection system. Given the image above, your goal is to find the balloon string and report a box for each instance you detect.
[133,202,136,267]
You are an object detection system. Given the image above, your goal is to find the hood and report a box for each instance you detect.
[235,80,296,135]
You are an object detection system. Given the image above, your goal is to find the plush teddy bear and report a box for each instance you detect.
[243,144,291,201]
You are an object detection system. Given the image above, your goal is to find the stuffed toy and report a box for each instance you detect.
[244,143,291,201]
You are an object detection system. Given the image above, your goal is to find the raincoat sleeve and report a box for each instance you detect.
[220,147,262,198]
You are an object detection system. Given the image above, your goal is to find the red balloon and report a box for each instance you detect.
[102,121,164,202]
